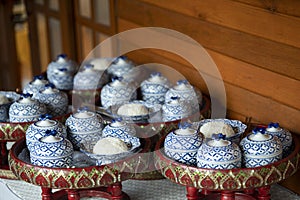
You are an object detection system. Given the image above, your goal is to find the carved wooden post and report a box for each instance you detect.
[110,182,123,200]
[186,186,199,200]
[66,189,80,200]
[257,186,271,200]
[220,191,235,200]
[41,187,52,200]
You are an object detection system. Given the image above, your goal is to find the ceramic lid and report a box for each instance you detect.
[248,127,271,141]
[56,54,68,63]
[110,118,126,127]
[74,107,95,119]
[148,72,167,84]
[18,93,35,104]
[266,122,283,132]
[82,64,96,73]
[174,80,193,91]
[175,122,196,136]
[207,133,231,147]
[41,83,59,94]
[40,130,62,143]
[111,56,132,68]
[30,75,47,85]
[110,77,127,87]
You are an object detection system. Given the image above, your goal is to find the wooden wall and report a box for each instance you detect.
[115,0,300,134]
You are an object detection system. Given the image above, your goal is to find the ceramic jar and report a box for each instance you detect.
[34,84,69,117]
[0,91,20,122]
[164,122,203,166]
[240,127,282,168]
[73,64,107,90]
[102,118,136,140]
[23,75,49,96]
[30,131,73,168]
[49,68,74,90]
[100,77,137,108]
[107,56,140,82]
[47,54,78,78]
[26,114,67,152]
[165,80,202,112]
[197,133,242,169]
[265,122,293,157]
[140,72,171,104]
[192,119,247,144]
[9,93,47,123]
[65,109,103,149]
[162,96,192,122]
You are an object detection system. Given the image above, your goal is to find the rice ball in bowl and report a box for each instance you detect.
[80,136,141,165]
[109,100,161,123]
[192,119,247,144]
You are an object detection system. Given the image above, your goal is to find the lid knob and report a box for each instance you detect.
[39,114,52,121]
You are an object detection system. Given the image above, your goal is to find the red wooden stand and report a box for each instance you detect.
[40,183,130,200]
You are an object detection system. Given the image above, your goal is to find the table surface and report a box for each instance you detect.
[1,178,300,200]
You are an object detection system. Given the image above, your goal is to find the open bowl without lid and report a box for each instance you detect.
[192,118,247,144]
[107,100,162,123]
[80,136,141,165]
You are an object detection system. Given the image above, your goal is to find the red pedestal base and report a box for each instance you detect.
[186,186,271,200]
[41,183,130,200]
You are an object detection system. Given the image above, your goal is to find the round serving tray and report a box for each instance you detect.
[9,137,151,189]
[154,132,300,199]
[8,138,151,199]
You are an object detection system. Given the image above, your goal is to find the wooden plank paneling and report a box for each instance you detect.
[126,49,300,134]
[118,19,300,110]
[140,0,300,48]
[235,0,300,17]
[118,0,300,81]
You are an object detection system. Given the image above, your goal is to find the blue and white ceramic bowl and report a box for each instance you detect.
[197,133,242,169]
[162,96,192,122]
[65,110,103,149]
[30,133,73,168]
[26,115,67,152]
[265,122,293,157]
[100,77,137,108]
[48,68,74,90]
[109,100,162,123]
[240,127,282,168]
[73,64,107,90]
[165,80,202,112]
[164,122,203,166]
[34,84,69,117]
[80,136,141,165]
[0,91,20,122]
[9,93,47,123]
[23,75,49,96]
[102,118,137,140]
[140,72,171,105]
[192,119,247,144]
[47,54,78,78]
